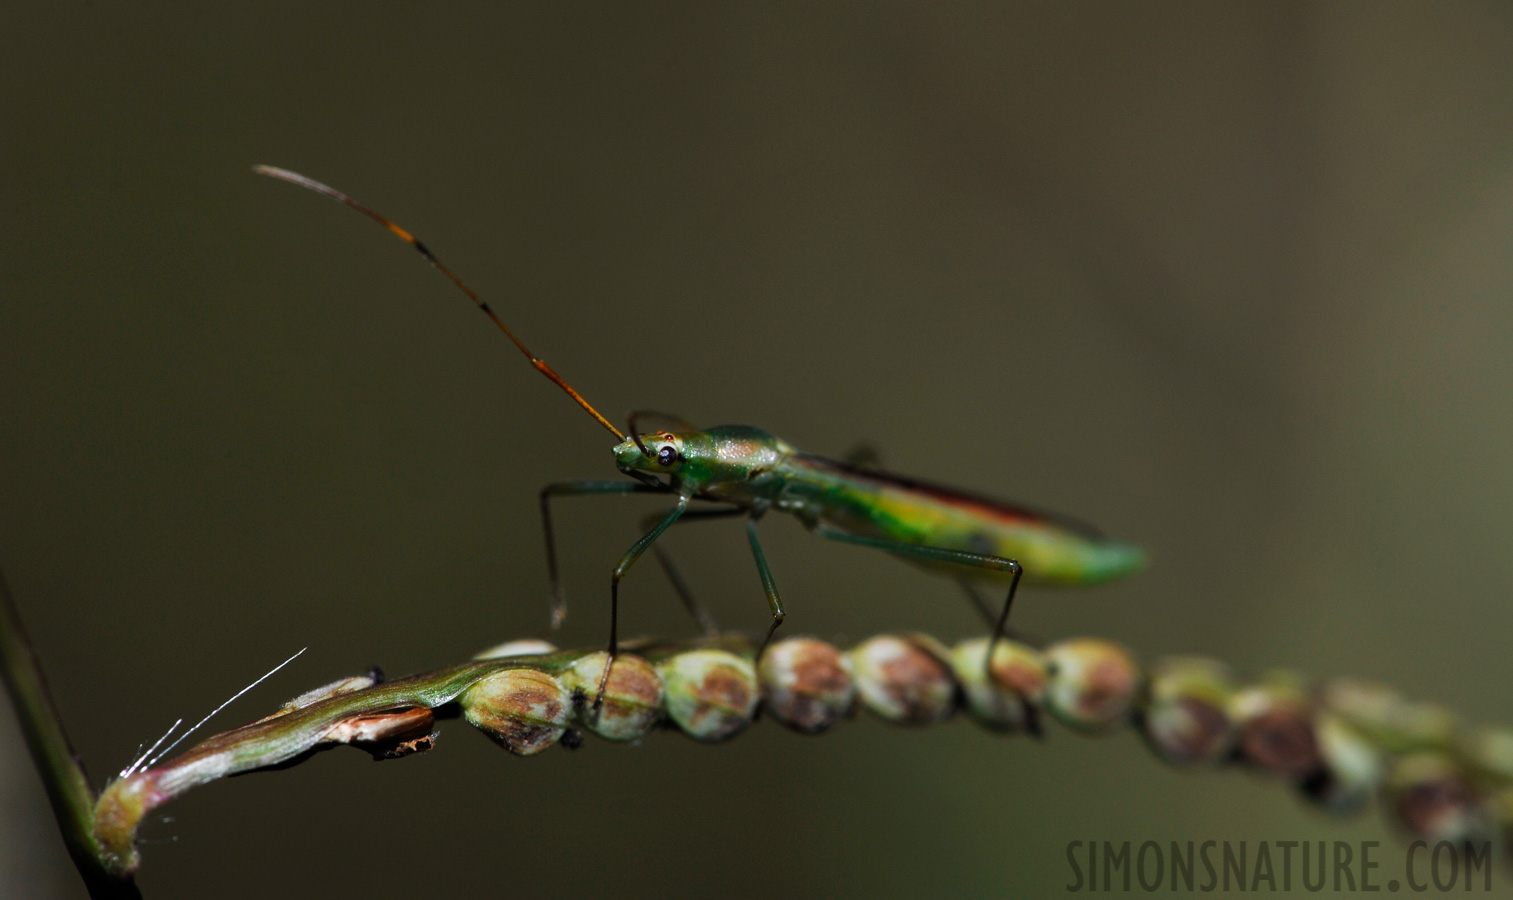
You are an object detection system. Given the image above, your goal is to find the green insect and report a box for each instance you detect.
[255,166,1147,707]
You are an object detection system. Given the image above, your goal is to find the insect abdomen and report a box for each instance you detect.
[783,454,1146,585]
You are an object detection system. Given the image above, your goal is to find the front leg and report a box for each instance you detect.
[594,494,691,708]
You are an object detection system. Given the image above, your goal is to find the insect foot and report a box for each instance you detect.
[952,636,1046,734]
[558,651,664,741]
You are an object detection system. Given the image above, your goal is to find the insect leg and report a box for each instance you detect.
[650,546,717,636]
[809,525,1024,692]
[957,580,1043,735]
[957,578,997,625]
[540,480,670,629]
[596,495,692,708]
[958,579,1040,647]
[639,506,749,637]
[745,517,787,665]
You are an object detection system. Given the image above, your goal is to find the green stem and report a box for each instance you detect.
[91,658,546,876]
[0,567,141,898]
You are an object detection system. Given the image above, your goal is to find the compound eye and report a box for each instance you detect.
[657,445,678,466]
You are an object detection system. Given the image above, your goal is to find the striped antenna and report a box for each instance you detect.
[254,165,626,442]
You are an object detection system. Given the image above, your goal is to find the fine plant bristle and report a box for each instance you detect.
[119,718,182,780]
[133,647,306,776]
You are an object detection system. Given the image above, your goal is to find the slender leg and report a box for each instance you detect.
[810,524,1023,691]
[595,495,691,707]
[956,578,997,626]
[743,517,787,665]
[958,579,1039,647]
[651,545,718,636]
[539,480,669,629]
[958,576,1042,736]
[639,506,748,637]
[959,577,1044,737]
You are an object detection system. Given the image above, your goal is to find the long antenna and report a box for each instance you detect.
[253,165,626,442]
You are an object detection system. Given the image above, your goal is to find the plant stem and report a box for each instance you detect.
[89,633,1513,882]
[0,567,140,899]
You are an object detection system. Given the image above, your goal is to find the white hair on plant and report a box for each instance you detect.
[118,647,306,779]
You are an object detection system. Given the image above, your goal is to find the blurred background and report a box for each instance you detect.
[4,2,1513,896]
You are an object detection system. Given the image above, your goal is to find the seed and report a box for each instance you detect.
[658,649,759,742]
[759,638,856,735]
[460,667,571,756]
[848,635,956,726]
[1043,638,1140,733]
[559,651,664,741]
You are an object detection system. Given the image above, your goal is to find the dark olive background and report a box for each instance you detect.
[5,3,1513,897]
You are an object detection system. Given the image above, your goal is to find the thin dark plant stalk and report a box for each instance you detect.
[0,567,141,899]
